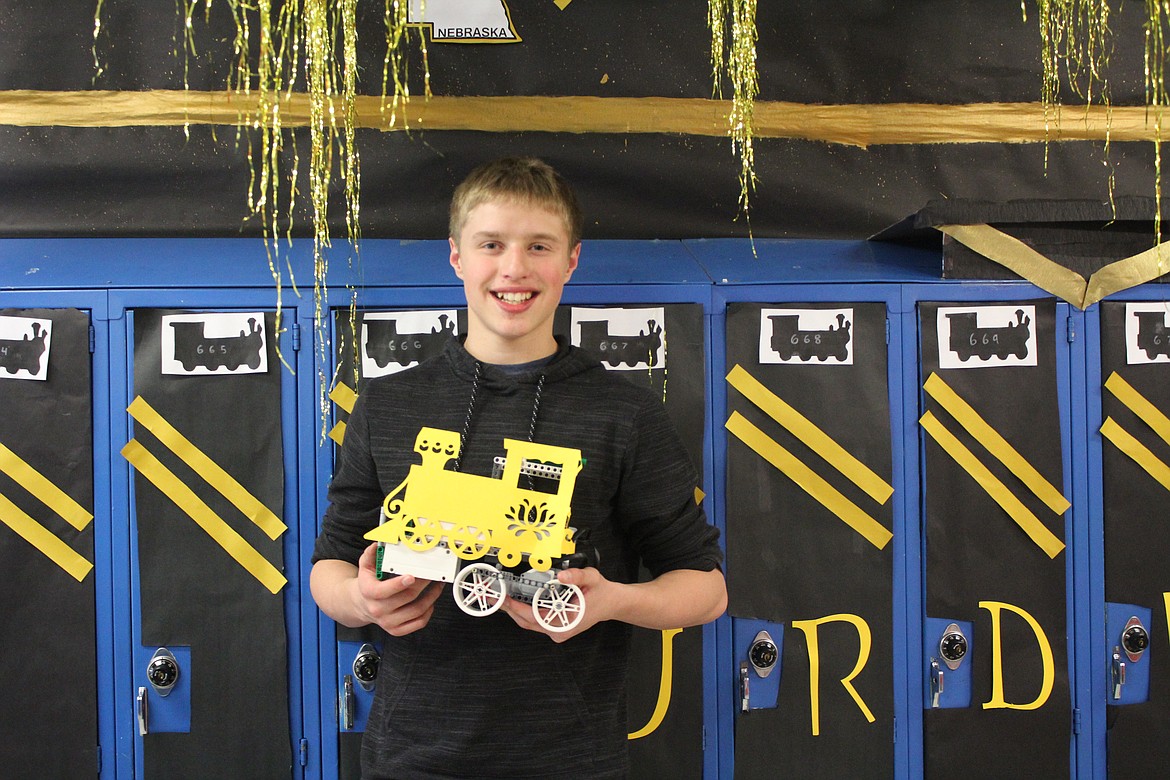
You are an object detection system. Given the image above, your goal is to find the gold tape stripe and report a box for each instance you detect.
[0,441,93,531]
[938,224,1089,305]
[328,422,347,446]
[726,412,893,550]
[920,411,1065,559]
[0,90,1162,145]
[329,382,357,414]
[1100,417,1170,493]
[122,439,287,594]
[127,396,286,541]
[939,224,1170,309]
[1082,241,1170,308]
[924,373,1070,515]
[726,364,894,504]
[1104,372,1170,446]
[0,492,93,582]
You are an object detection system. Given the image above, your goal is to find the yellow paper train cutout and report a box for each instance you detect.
[365,427,583,572]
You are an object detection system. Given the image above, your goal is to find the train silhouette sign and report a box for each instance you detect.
[0,315,52,381]
[360,310,459,378]
[758,308,854,365]
[570,307,666,371]
[161,312,268,376]
[936,305,1037,369]
[1123,303,1170,365]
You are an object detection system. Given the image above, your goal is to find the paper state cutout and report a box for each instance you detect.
[127,396,285,540]
[727,364,894,504]
[0,315,51,381]
[122,439,286,594]
[725,411,893,550]
[628,628,683,740]
[758,308,854,365]
[409,0,521,43]
[366,427,583,572]
[940,224,1170,310]
[0,441,93,531]
[920,411,1065,558]
[0,492,93,582]
[924,373,1070,515]
[1123,303,1170,364]
[936,305,1037,369]
[361,311,458,378]
[571,307,666,371]
[1104,372,1170,445]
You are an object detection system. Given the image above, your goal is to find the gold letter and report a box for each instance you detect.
[979,600,1055,711]
[791,614,876,736]
[628,628,683,740]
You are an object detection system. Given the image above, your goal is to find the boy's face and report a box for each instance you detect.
[450,198,580,364]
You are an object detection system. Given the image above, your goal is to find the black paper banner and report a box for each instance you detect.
[0,308,97,778]
[725,301,894,778]
[131,309,289,779]
[919,299,1070,778]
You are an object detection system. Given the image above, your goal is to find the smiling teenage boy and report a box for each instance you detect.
[310,157,726,779]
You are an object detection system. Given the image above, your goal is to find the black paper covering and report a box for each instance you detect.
[131,309,290,779]
[918,299,1070,777]
[725,302,894,778]
[0,2,1160,240]
[0,308,97,778]
[1098,300,1170,776]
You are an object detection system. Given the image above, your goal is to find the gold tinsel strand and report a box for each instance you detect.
[709,0,759,237]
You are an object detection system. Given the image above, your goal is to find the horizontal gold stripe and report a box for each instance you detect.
[0,90,1161,146]
[727,364,894,504]
[924,373,1070,515]
[1105,372,1170,446]
[0,441,93,531]
[122,438,287,594]
[128,396,286,540]
[0,492,93,582]
[921,411,1064,559]
[726,411,893,550]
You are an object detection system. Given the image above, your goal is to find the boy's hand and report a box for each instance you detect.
[501,567,618,643]
[354,543,443,636]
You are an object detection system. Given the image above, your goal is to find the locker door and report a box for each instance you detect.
[916,294,1074,777]
[717,291,902,778]
[1093,298,1170,777]
[115,301,302,779]
[0,300,113,778]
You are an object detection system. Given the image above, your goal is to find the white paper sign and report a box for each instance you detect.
[571,307,666,371]
[0,315,52,381]
[361,310,458,378]
[1124,302,1170,365]
[937,305,1037,369]
[758,308,854,365]
[161,312,268,376]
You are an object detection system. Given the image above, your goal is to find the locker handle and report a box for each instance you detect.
[930,659,944,708]
[739,662,750,713]
[137,687,149,736]
[1111,647,1126,701]
[342,675,356,730]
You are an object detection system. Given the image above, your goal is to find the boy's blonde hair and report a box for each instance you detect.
[449,157,583,247]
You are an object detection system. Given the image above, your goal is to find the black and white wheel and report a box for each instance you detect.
[531,580,585,633]
[452,563,506,617]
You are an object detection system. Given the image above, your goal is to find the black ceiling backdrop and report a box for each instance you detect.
[0,1,1158,240]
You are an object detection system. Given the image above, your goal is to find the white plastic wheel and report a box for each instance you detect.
[531,580,586,633]
[452,563,507,617]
